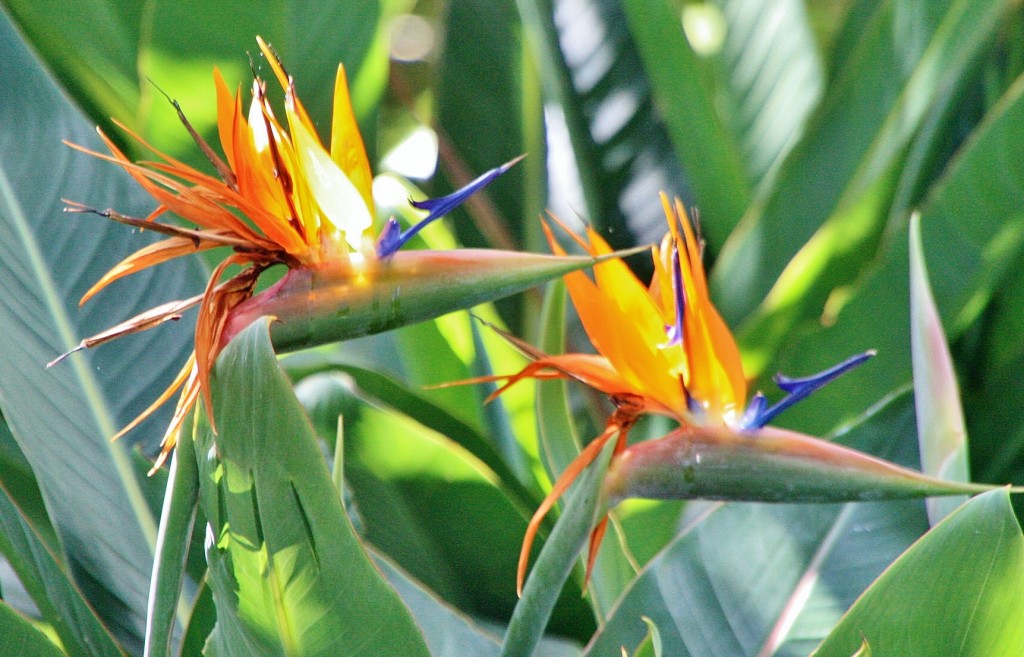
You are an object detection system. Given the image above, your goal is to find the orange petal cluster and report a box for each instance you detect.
[58,38,376,471]
[497,194,747,593]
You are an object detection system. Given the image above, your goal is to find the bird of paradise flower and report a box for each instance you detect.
[51,37,521,472]
[479,194,874,594]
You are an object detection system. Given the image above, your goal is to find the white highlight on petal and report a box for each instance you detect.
[248,98,270,152]
[290,117,373,251]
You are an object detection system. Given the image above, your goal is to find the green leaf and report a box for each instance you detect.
[713,0,1012,322]
[373,551,503,657]
[516,0,689,264]
[0,482,122,657]
[709,0,824,190]
[812,490,1024,657]
[909,213,969,525]
[144,437,200,657]
[766,65,1024,437]
[1,0,387,164]
[622,0,751,247]
[531,280,634,620]
[192,318,430,657]
[337,395,592,639]
[292,364,535,509]
[630,617,663,657]
[0,601,66,657]
[0,10,206,650]
[436,0,539,253]
[500,440,613,657]
[535,280,579,483]
[0,418,56,554]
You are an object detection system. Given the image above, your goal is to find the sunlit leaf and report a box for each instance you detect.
[193,318,430,657]
[908,213,969,525]
[713,0,1013,322]
[1,0,388,164]
[812,490,1024,657]
[768,65,1024,437]
[0,601,65,657]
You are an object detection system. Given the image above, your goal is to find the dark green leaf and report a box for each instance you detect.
[622,0,750,248]
[768,66,1024,437]
[518,0,689,264]
[145,439,200,657]
[1,0,386,164]
[339,399,592,639]
[500,441,613,657]
[0,10,206,650]
[0,601,66,657]
[0,482,122,657]
[713,0,1012,322]
[374,551,503,657]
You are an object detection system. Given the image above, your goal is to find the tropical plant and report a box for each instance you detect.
[0,1,1023,656]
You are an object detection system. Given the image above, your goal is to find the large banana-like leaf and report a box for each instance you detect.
[517,0,690,261]
[708,0,824,190]
[192,318,430,657]
[769,67,1024,436]
[713,0,1012,322]
[0,9,205,650]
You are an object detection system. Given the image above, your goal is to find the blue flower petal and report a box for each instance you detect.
[374,217,403,257]
[741,350,876,430]
[376,154,525,258]
[661,246,687,348]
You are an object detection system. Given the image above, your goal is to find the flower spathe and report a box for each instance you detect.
[494,195,872,593]
[54,38,517,472]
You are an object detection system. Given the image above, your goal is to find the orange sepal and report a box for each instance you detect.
[80,236,222,306]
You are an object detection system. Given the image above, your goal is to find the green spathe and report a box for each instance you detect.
[603,424,1009,509]
[223,248,644,352]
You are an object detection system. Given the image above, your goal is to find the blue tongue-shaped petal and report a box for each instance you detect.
[660,245,686,348]
[376,155,525,257]
[742,351,876,430]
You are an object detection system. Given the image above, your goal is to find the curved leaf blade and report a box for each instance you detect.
[812,490,1024,657]
[0,10,205,650]
[762,65,1024,437]
[0,482,122,657]
[622,0,750,247]
[909,213,969,525]
[714,0,1012,322]
[0,601,66,657]
[193,318,430,657]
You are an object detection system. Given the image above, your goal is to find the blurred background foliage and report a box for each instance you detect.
[1,0,1024,655]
